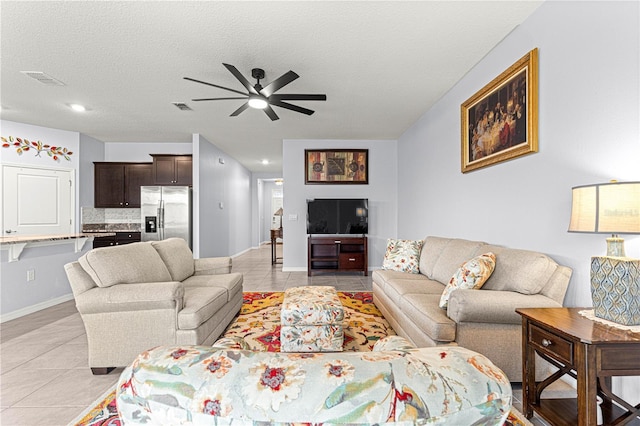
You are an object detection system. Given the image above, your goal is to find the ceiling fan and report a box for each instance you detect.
[184,64,327,121]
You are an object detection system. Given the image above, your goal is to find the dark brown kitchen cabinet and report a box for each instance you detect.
[151,154,192,185]
[92,232,141,248]
[94,162,153,208]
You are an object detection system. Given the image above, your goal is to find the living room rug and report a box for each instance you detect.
[224,291,395,352]
[69,291,530,426]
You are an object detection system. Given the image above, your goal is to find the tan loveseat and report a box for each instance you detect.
[64,238,243,374]
[372,236,572,382]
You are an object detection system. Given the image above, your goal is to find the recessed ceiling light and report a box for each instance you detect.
[70,104,86,112]
[261,159,269,165]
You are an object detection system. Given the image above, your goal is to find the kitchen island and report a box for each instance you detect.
[0,232,115,262]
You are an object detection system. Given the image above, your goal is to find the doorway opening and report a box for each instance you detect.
[257,178,283,265]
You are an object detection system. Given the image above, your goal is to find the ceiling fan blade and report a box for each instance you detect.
[269,100,315,116]
[183,77,247,96]
[192,97,247,101]
[269,94,327,101]
[230,102,250,117]
[260,70,299,97]
[263,105,280,121]
[223,63,259,95]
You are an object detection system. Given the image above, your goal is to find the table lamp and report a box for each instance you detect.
[568,181,640,325]
[274,207,283,229]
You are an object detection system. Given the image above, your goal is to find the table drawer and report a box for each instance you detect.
[339,253,364,269]
[598,345,640,373]
[530,323,573,365]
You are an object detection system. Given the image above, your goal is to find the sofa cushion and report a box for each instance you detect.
[447,289,561,324]
[401,294,456,342]
[79,242,172,288]
[439,252,496,309]
[382,239,423,273]
[372,269,429,286]
[151,238,195,282]
[420,237,486,283]
[181,273,243,302]
[372,269,429,297]
[178,286,228,330]
[478,245,557,295]
[383,278,445,306]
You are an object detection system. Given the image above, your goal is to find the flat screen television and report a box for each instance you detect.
[306,198,368,235]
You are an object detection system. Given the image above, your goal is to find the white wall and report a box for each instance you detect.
[1,120,82,228]
[396,0,639,400]
[282,139,398,271]
[79,133,105,208]
[194,134,253,258]
[0,120,93,319]
[105,142,191,162]
[1,120,80,169]
[226,152,253,256]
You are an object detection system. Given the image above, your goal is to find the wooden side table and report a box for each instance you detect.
[270,228,282,265]
[517,307,640,426]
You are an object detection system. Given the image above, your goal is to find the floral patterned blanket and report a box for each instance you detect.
[116,335,512,425]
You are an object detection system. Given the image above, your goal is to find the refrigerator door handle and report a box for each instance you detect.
[157,201,165,240]
[158,201,165,229]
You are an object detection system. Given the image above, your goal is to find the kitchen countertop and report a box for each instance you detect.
[0,232,116,245]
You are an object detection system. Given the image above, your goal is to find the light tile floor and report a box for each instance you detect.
[0,243,550,425]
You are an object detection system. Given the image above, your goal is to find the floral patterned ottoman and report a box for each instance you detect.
[280,285,344,352]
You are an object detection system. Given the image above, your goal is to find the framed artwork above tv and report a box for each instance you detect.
[305,149,368,184]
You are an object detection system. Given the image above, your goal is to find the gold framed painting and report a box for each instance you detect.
[305,149,368,184]
[461,48,538,173]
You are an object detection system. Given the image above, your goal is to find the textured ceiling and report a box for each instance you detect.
[1,1,542,172]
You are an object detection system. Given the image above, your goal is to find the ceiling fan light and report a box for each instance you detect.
[248,95,268,110]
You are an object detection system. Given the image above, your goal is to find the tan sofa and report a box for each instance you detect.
[64,238,243,374]
[373,236,572,382]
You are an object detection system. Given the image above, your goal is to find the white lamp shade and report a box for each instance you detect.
[569,181,640,234]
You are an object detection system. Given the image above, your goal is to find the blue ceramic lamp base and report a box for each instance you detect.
[590,256,640,326]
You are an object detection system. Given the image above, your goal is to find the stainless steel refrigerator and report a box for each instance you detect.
[141,186,192,248]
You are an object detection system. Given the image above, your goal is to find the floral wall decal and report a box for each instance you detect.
[1,135,73,161]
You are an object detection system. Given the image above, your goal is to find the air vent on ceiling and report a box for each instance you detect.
[172,102,192,111]
[20,71,66,86]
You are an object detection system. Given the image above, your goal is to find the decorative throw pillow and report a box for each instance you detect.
[382,239,423,274]
[439,252,496,309]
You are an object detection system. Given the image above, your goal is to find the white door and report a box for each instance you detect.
[2,165,74,236]
[271,188,283,230]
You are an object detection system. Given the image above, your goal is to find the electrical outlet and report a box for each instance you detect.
[26,269,35,281]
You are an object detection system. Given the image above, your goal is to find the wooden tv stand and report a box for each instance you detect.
[307,236,367,276]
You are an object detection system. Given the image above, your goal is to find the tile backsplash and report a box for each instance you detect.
[82,207,141,224]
